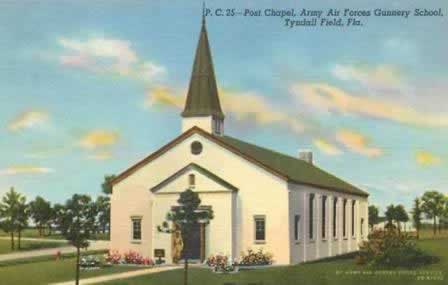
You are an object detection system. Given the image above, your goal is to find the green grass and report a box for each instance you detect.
[98,238,447,285]
[0,228,110,240]
[0,239,67,254]
[414,228,448,240]
[0,229,65,240]
[0,249,108,267]
[0,253,143,285]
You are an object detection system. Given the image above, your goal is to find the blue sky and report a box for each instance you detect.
[0,0,447,213]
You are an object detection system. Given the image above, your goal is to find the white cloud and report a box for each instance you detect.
[336,129,383,158]
[144,86,309,135]
[293,83,448,128]
[79,130,120,150]
[0,165,54,176]
[331,64,402,91]
[313,138,342,156]
[8,110,49,132]
[415,150,442,166]
[58,36,165,82]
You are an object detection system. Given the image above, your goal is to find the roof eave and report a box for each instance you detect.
[287,178,369,198]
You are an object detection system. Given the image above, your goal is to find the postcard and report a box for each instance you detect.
[0,1,446,284]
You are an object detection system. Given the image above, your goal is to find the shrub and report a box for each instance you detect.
[206,254,236,273]
[357,229,438,268]
[239,248,273,266]
[104,250,154,266]
[80,255,101,269]
[206,254,229,267]
[104,250,122,264]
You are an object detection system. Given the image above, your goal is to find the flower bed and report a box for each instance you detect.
[206,249,274,274]
[104,250,122,264]
[104,250,154,266]
[206,254,238,273]
[239,248,273,266]
[80,255,101,270]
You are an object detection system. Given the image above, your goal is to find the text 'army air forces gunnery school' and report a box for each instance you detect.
[204,7,444,27]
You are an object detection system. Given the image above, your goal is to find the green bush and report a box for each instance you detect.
[357,229,438,268]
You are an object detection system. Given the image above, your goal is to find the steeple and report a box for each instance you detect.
[181,11,225,135]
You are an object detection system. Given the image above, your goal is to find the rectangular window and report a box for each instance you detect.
[309,194,314,240]
[361,218,364,236]
[352,200,356,237]
[294,215,300,241]
[333,198,337,238]
[343,199,347,237]
[254,216,266,242]
[214,119,221,135]
[188,174,195,187]
[322,196,327,239]
[132,218,142,240]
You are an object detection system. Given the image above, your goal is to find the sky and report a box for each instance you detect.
[0,0,447,213]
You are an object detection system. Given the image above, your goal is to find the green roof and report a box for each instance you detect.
[181,17,224,119]
[217,135,368,197]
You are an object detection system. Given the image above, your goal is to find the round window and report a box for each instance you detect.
[191,141,203,155]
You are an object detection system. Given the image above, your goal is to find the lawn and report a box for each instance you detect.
[414,228,448,240]
[0,253,143,285]
[0,228,110,240]
[0,239,67,254]
[98,238,447,285]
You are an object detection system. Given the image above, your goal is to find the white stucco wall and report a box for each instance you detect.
[182,117,213,133]
[111,131,291,264]
[288,183,368,264]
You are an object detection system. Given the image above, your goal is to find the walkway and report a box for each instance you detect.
[0,240,109,262]
[51,265,181,285]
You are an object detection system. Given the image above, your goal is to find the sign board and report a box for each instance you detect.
[154,249,165,258]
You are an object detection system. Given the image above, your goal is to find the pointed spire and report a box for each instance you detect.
[202,2,206,26]
[181,9,224,119]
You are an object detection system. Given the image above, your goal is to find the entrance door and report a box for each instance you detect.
[181,223,201,260]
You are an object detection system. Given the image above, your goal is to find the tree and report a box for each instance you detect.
[394,204,409,233]
[101,175,116,195]
[50,203,65,234]
[29,196,52,236]
[411,198,423,239]
[0,187,23,250]
[16,197,29,249]
[444,198,448,230]
[158,189,214,285]
[96,196,110,235]
[368,205,380,230]
[421,191,445,236]
[385,204,397,229]
[57,194,96,285]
